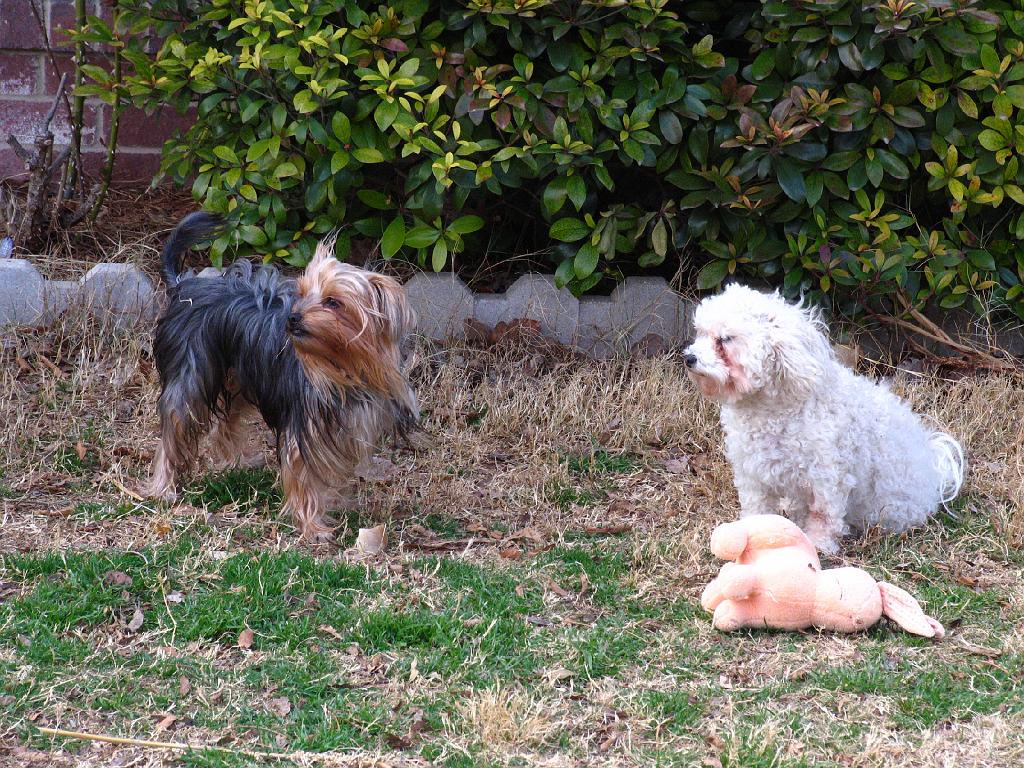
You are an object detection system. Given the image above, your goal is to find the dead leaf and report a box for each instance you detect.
[0,582,20,602]
[127,606,144,632]
[515,584,525,598]
[544,578,572,599]
[74,441,87,461]
[664,456,692,474]
[355,524,387,556]
[508,526,546,545]
[463,318,492,344]
[179,677,191,696]
[584,523,632,535]
[956,637,1002,657]
[597,416,623,445]
[166,591,185,604]
[409,657,420,682]
[269,696,292,717]
[499,547,521,560]
[490,318,543,346]
[319,624,345,642]
[238,628,254,649]
[154,713,177,732]
[104,571,133,587]
[37,354,64,378]
[385,733,412,750]
[545,666,573,685]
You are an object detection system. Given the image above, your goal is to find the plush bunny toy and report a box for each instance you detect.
[700,515,944,638]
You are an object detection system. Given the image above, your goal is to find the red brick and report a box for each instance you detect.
[80,147,162,182]
[1,98,101,148]
[42,50,109,91]
[94,0,114,26]
[0,53,42,96]
[42,51,75,92]
[49,0,79,52]
[0,146,29,180]
[117,106,195,148]
[1,145,164,184]
[0,0,47,50]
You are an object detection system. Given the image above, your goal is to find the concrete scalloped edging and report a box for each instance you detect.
[0,259,159,330]
[0,260,693,357]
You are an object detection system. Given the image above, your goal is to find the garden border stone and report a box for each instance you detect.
[4,259,1022,360]
[0,259,693,356]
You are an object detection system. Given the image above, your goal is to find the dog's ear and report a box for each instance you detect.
[368,273,416,343]
[767,305,833,395]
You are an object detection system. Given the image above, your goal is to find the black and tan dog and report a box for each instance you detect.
[147,213,418,541]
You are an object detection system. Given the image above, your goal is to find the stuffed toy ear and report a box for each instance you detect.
[878,582,945,639]
[709,521,750,561]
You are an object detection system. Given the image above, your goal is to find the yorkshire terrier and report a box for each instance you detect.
[147,212,418,541]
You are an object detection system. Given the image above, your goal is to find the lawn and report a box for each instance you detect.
[1,311,1023,767]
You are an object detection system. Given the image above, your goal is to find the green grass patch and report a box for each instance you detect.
[547,480,606,510]
[183,468,281,511]
[809,646,1024,729]
[563,448,639,477]
[3,513,1023,764]
[70,501,138,521]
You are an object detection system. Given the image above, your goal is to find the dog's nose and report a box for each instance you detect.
[286,312,304,333]
[684,353,698,369]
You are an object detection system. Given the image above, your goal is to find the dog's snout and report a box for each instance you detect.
[286,312,304,333]
[684,353,698,369]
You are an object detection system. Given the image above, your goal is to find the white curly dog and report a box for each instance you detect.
[683,283,965,554]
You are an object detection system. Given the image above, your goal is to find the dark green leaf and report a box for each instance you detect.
[550,218,591,243]
[574,242,599,280]
[697,259,730,290]
[381,216,406,259]
[775,157,806,202]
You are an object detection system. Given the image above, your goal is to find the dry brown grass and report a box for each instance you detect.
[451,685,555,751]
[3,303,1022,568]
[2,303,1024,767]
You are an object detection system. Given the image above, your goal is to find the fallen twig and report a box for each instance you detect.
[867,301,1016,371]
[108,476,146,502]
[36,726,417,765]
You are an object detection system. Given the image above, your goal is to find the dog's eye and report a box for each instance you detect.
[323,297,341,310]
[719,335,733,344]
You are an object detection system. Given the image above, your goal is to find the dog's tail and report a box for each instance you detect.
[161,212,226,285]
[930,431,966,505]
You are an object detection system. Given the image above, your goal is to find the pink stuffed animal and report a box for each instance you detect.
[701,515,944,638]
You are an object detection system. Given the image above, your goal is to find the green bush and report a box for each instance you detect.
[96,0,1024,317]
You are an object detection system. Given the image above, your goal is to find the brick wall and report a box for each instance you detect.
[0,0,193,184]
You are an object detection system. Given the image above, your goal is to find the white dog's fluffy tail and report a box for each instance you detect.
[930,432,965,505]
